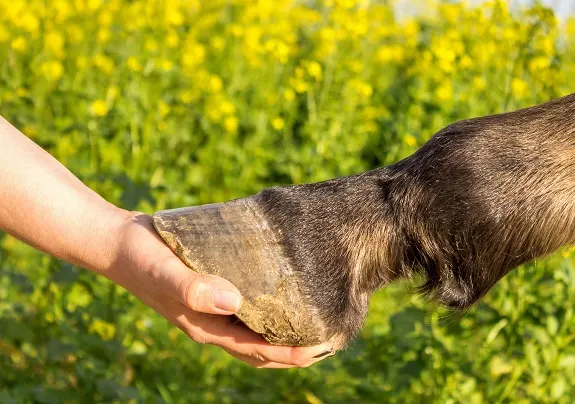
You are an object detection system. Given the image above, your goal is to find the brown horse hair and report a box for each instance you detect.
[255,93,575,347]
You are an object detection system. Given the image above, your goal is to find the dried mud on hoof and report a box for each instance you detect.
[152,199,325,346]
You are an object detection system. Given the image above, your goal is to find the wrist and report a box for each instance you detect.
[75,205,133,276]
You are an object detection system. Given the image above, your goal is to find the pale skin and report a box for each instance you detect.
[0,116,333,368]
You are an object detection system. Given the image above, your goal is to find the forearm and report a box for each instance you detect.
[0,115,128,274]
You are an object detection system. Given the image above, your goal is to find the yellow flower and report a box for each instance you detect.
[76,56,88,70]
[224,116,239,134]
[460,55,473,69]
[472,76,487,91]
[404,20,419,39]
[325,0,359,10]
[206,107,222,123]
[158,101,171,118]
[107,86,120,101]
[40,61,64,81]
[404,134,417,147]
[67,25,85,43]
[503,27,518,41]
[272,117,286,131]
[432,37,458,65]
[167,32,180,48]
[208,75,223,93]
[210,36,225,51]
[44,32,65,57]
[18,13,40,33]
[0,25,9,43]
[291,78,309,94]
[98,11,114,26]
[265,39,291,64]
[145,38,159,53]
[11,36,28,53]
[568,17,575,37]
[291,68,310,93]
[349,79,373,98]
[179,90,198,104]
[561,245,575,258]
[220,100,236,116]
[97,28,111,43]
[283,89,296,102]
[528,56,550,72]
[511,78,528,97]
[376,44,405,63]
[440,3,462,24]
[53,0,72,22]
[230,24,244,37]
[244,26,262,51]
[347,60,363,73]
[94,54,114,74]
[166,8,184,26]
[306,61,323,81]
[89,319,115,341]
[475,42,497,65]
[435,81,453,102]
[291,6,322,24]
[90,100,109,117]
[158,59,174,72]
[127,56,142,72]
[538,37,555,56]
[181,44,206,69]
[65,284,92,312]
[87,0,103,11]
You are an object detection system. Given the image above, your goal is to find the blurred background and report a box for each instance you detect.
[1,0,575,402]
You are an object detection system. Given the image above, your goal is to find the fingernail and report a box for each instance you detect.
[312,343,333,357]
[215,290,242,312]
[313,350,333,359]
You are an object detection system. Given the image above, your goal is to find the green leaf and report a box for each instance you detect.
[546,316,559,335]
[550,378,566,400]
[486,319,508,345]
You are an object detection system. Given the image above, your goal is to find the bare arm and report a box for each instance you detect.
[0,116,124,272]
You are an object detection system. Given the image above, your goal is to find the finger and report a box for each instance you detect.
[177,272,243,314]
[224,350,297,369]
[153,300,318,369]
[176,311,333,366]
[147,258,243,315]
[214,321,333,366]
[225,347,332,368]
[301,350,337,367]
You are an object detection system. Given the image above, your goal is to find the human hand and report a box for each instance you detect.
[106,212,334,368]
[0,117,333,367]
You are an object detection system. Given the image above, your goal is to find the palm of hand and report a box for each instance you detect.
[107,213,333,368]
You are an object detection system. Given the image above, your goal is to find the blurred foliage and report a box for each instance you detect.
[1,0,575,402]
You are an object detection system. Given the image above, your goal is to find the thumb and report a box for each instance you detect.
[176,271,243,315]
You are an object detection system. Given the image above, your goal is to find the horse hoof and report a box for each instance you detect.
[152,197,326,346]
